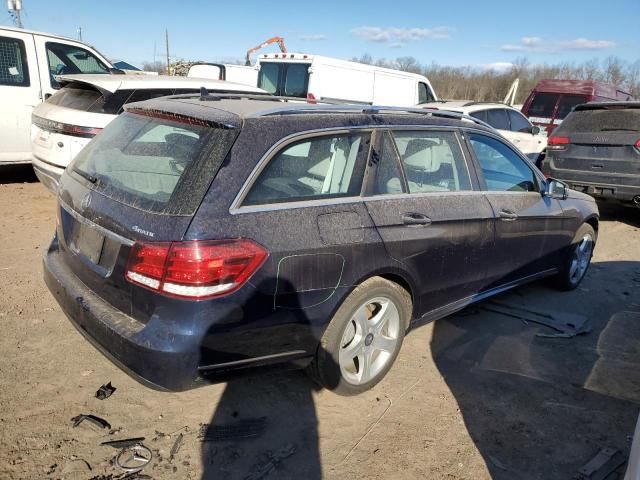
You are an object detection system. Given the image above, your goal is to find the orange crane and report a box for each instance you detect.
[245,36,287,66]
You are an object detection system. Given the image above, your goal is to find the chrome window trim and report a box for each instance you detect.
[230,124,479,214]
[363,189,487,203]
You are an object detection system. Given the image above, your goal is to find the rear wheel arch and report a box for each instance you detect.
[585,215,599,235]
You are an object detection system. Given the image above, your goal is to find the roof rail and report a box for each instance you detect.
[191,90,345,105]
[253,103,492,128]
[160,92,493,129]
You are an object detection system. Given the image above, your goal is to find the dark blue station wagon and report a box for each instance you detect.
[43,94,599,395]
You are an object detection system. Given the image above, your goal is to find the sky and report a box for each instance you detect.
[4,0,639,70]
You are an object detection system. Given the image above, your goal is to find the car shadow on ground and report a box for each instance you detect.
[431,260,640,479]
[598,202,640,228]
[0,164,38,184]
[198,279,329,480]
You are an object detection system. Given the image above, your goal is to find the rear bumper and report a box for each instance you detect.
[563,180,640,203]
[43,236,313,391]
[32,156,64,194]
[43,238,203,391]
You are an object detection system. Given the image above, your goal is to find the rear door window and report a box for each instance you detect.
[556,94,587,119]
[0,35,29,86]
[70,112,239,214]
[528,93,558,117]
[258,62,309,98]
[470,110,487,123]
[485,108,510,130]
[243,132,370,205]
[392,130,471,193]
[45,42,110,88]
[469,133,537,192]
[508,109,533,133]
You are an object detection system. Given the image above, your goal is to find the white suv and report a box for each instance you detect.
[420,101,547,163]
[31,74,266,193]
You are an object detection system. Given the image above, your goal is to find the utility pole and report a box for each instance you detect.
[77,26,82,41]
[7,0,23,28]
[165,29,170,75]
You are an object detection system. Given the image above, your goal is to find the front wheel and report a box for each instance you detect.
[552,223,596,290]
[307,276,412,395]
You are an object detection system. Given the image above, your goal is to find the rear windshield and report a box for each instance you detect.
[558,109,640,133]
[47,85,201,115]
[69,112,238,215]
[258,62,309,97]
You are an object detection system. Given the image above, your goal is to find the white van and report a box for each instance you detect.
[255,53,437,106]
[187,63,258,87]
[0,26,113,165]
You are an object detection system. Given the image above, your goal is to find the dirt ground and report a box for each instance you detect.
[1,164,639,480]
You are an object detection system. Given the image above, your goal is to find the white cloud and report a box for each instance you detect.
[351,26,452,43]
[482,62,514,72]
[299,34,326,41]
[389,42,405,49]
[560,38,616,50]
[501,36,616,53]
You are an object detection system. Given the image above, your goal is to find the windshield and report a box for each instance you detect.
[556,94,588,119]
[45,41,110,88]
[528,92,558,118]
[70,112,239,214]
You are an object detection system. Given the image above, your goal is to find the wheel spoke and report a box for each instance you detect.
[358,349,373,383]
[569,260,579,279]
[343,336,365,357]
[371,334,396,354]
[353,306,369,334]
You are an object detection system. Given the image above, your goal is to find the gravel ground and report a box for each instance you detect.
[0,164,639,480]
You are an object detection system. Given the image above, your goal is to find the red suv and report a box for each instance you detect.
[522,80,633,135]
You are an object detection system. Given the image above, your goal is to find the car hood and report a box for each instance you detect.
[567,188,596,203]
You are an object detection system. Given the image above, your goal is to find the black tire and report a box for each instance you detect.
[307,276,412,396]
[551,223,596,291]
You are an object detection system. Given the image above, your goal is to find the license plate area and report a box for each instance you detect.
[69,221,105,265]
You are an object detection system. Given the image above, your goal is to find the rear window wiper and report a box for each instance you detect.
[72,166,99,184]
[599,128,638,132]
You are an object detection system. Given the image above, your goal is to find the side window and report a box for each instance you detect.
[470,110,487,123]
[418,82,434,104]
[393,131,471,193]
[485,108,510,130]
[243,133,369,205]
[469,134,537,192]
[508,110,533,133]
[45,42,109,88]
[0,36,30,86]
[257,63,279,94]
[372,132,406,195]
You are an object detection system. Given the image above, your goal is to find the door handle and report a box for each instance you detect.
[498,210,518,221]
[402,212,432,226]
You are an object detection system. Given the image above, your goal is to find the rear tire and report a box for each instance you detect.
[307,276,412,395]
[552,223,596,291]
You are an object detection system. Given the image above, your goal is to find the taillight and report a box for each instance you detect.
[306,92,317,104]
[125,239,268,300]
[548,136,569,150]
[32,114,102,138]
[634,139,640,148]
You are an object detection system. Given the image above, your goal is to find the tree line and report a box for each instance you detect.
[351,55,640,103]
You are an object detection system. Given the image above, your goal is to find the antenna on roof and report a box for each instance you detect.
[199,87,209,100]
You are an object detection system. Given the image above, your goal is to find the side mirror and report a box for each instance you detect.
[531,126,541,135]
[545,179,568,200]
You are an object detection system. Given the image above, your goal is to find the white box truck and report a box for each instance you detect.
[255,53,437,106]
[187,63,258,87]
[0,26,113,165]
